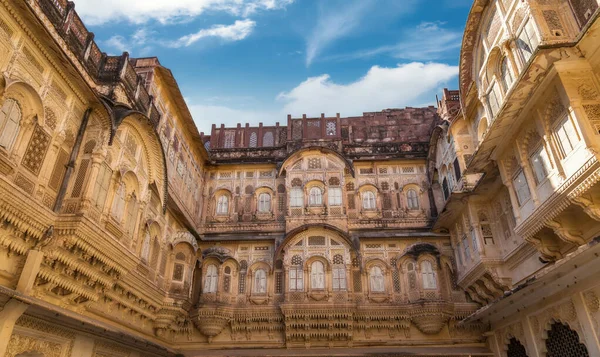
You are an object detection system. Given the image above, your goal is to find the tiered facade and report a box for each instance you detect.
[0,0,599,356]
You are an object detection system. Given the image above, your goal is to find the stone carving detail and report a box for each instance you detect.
[171,230,198,252]
[193,306,233,343]
[21,124,51,176]
[6,334,64,357]
[579,82,599,100]
[583,290,599,313]
[529,299,583,355]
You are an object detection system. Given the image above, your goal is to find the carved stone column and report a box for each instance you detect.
[80,148,106,211]
[0,299,29,356]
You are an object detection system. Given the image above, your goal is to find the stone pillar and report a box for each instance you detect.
[16,249,44,295]
[81,148,107,210]
[523,315,541,357]
[0,299,29,356]
[573,292,600,356]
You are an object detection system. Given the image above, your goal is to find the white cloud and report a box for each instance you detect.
[72,0,294,25]
[327,22,463,62]
[305,0,372,67]
[277,62,458,117]
[168,19,256,48]
[104,35,128,53]
[188,62,457,133]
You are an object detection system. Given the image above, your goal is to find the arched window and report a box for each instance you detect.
[111,181,126,222]
[204,265,218,293]
[407,189,419,210]
[362,191,376,210]
[421,261,437,289]
[0,99,22,151]
[263,132,274,147]
[506,338,528,357]
[309,187,322,206]
[310,261,325,289]
[289,255,303,291]
[253,269,267,293]
[500,57,514,92]
[369,266,385,292]
[249,132,258,148]
[290,188,303,207]
[216,195,229,215]
[258,193,271,212]
[332,254,346,291]
[545,322,589,357]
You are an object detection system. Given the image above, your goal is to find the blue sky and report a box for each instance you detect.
[73,0,471,133]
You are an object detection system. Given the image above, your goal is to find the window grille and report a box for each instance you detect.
[506,338,528,357]
[546,322,589,357]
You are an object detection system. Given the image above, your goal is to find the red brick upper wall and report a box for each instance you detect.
[204,106,441,150]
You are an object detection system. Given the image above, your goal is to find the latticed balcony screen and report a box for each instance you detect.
[507,337,528,357]
[545,322,589,357]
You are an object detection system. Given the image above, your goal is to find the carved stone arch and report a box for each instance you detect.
[3,80,44,122]
[202,246,235,263]
[539,318,589,357]
[275,224,359,259]
[100,96,168,213]
[278,146,355,178]
[118,169,140,196]
[397,255,417,272]
[364,257,390,272]
[305,254,332,272]
[248,260,272,274]
[170,230,199,253]
[497,322,529,357]
[416,254,439,271]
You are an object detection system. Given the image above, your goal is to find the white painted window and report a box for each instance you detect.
[309,187,322,206]
[258,193,271,212]
[328,187,342,206]
[407,189,419,210]
[93,164,112,210]
[517,20,539,63]
[332,266,346,291]
[362,191,376,210]
[289,267,303,291]
[216,195,229,215]
[421,261,437,289]
[0,99,21,151]
[290,188,303,207]
[555,116,580,158]
[530,146,551,183]
[500,57,514,92]
[310,261,325,289]
[369,266,385,292]
[513,170,531,206]
[253,269,267,293]
[204,264,218,293]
